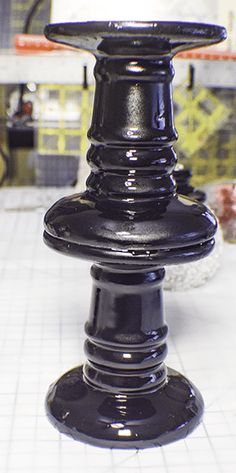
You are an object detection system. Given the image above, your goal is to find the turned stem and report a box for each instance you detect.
[86,57,177,211]
[83,265,167,393]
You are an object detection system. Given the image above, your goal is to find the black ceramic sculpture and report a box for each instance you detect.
[44,21,226,448]
[174,165,206,202]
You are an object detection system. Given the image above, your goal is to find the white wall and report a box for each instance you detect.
[51,0,236,50]
[51,0,217,23]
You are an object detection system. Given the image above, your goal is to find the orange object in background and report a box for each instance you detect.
[15,34,236,60]
[14,34,75,53]
[177,48,236,61]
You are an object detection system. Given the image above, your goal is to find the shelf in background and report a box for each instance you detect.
[0,48,236,87]
[0,49,95,85]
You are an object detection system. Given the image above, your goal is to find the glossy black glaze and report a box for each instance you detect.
[47,366,203,449]
[47,265,204,448]
[84,266,168,392]
[44,21,226,55]
[44,21,226,448]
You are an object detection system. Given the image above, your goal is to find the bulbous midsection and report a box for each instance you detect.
[89,58,176,145]
[43,49,217,265]
[87,56,177,208]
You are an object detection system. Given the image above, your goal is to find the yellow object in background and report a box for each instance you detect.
[175,85,229,156]
[37,84,93,158]
[174,84,236,186]
[36,83,236,187]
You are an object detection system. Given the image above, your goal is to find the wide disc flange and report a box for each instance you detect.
[44,21,226,55]
[46,366,204,449]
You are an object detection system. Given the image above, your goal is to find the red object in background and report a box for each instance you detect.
[14,34,75,53]
[207,183,236,243]
[22,101,33,117]
[216,184,236,224]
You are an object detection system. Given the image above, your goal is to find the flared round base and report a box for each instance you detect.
[46,366,204,449]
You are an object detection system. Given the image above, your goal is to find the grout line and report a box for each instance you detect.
[161,447,170,473]
[202,421,224,473]
[4,214,31,472]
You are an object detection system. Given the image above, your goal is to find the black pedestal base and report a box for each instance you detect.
[43,20,224,449]
[46,366,204,449]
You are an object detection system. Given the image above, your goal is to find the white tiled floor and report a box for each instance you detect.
[0,187,236,473]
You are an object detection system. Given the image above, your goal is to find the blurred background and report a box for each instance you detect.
[0,0,235,237]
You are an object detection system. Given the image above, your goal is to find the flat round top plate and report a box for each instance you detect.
[44,21,226,56]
